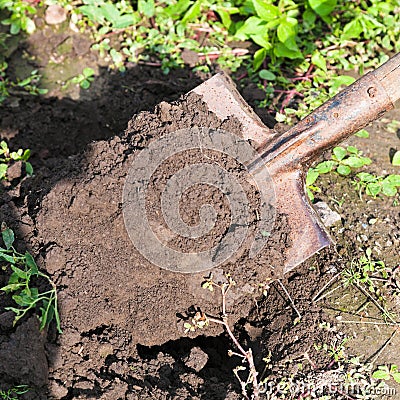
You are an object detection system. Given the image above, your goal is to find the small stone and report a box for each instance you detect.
[45,5,67,25]
[74,380,93,390]
[183,347,209,372]
[49,380,69,399]
[98,343,114,358]
[313,201,341,227]
[6,161,23,181]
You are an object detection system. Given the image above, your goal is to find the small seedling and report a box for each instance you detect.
[385,119,400,134]
[352,172,400,199]
[69,67,95,89]
[0,385,29,400]
[0,140,33,179]
[372,364,400,383]
[355,129,370,138]
[306,145,371,201]
[0,224,61,333]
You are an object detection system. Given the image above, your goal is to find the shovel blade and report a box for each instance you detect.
[272,169,332,273]
[191,72,332,273]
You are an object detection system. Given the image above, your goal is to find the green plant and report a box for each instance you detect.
[386,119,400,134]
[0,62,47,103]
[69,67,95,89]
[392,151,400,166]
[0,385,29,400]
[342,248,387,294]
[306,145,371,201]
[0,0,36,34]
[0,140,33,179]
[0,224,62,333]
[352,173,400,199]
[372,364,400,384]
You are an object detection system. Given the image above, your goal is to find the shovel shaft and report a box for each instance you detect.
[253,53,400,173]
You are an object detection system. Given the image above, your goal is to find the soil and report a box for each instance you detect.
[0,18,399,400]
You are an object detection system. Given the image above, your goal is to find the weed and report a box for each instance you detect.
[67,67,95,89]
[0,224,62,333]
[0,140,33,179]
[0,62,47,104]
[352,173,400,199]
[385,119,400,134]
[306,145,371,201]
[0,385,29,400]
[372,364,400,384]
[0,0,36,34]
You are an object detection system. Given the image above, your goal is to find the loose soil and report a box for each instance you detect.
[0,20,399,400]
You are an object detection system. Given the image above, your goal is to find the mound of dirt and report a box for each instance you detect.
[0,84,295,398]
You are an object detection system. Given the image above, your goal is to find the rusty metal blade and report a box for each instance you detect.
[191,73,274,147]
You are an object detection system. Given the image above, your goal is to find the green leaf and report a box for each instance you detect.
[303,8,316,26]
[0,252,15,264]
[386,175,400,186]
[341,18,363,40]
[259,69,276,81]
[80,80,91,89]
[306,187,315,202]
[10,23,20,35]
[366,183,381,197]
[25,252,39,275]
[311,51,327,72]
[252,0,278,21]
[309,0,337,17]
[392,151,400,166]
[25,162,33,176]
[346,146,358,154]
[216,9,232,28]
[382,183,397,197]
[79,5,106,24]
[83,67,94,78]
[2,226,14,249]
[102,3,120,24]
[372,370,391,380]
[332,146,347,161]
[25,18,35,34]
[355,129,369,138]
[21,149,31,161]
[253,47,267,71]
[315,160,335,174]
[306,168,319,186]
[392,372,400,383]
[235,16,265,40]
[277,17,297,44]
[337,164,351,176]
[1,283,23,292]
[251,34,271,50]
[342,156,365,168]
[10,265,28,279]
[357,172,376,183]
[181,0,201,24]
[113,13,138,29]
[165,0,192,17]
[274,42,302,59]
[330,75,355,93]
[0,163,7,179]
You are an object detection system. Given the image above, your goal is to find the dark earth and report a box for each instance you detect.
[0,16,399,400]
